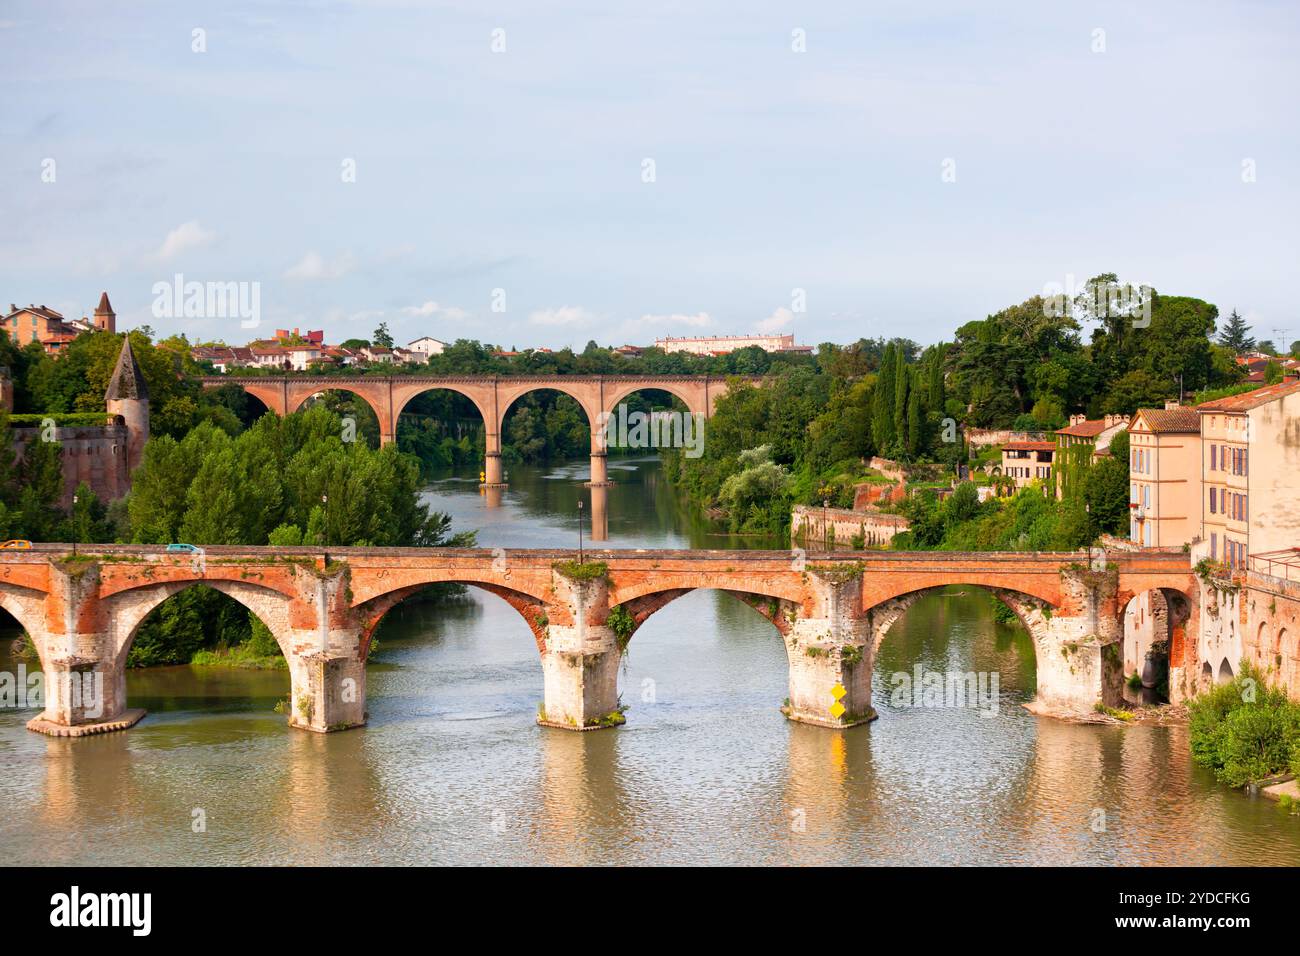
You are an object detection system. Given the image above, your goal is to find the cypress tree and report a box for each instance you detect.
[872,342,897,451]
[892,346,908,446]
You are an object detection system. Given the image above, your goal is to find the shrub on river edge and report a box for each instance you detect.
[1187,663,1300,788]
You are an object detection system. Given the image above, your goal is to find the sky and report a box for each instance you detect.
[2,0,1298,351]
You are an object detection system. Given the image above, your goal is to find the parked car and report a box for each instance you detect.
[1,540,32,549]
[165,543,201,553]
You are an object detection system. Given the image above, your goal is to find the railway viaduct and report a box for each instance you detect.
[200,375,754,486]
[0,545,1195,737]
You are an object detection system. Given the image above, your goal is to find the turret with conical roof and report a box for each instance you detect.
[105,336,149,473]
[93,291,116,333]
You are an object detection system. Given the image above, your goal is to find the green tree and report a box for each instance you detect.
[1216,309,1255,354]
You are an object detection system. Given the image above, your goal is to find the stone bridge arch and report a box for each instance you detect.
[863,584,1056,657]
[102,578,304,669]
[0,581,55,665]
[352,579,552,659]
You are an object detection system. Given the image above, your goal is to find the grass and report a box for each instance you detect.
[551,560,609,583]
[190,643,287,670]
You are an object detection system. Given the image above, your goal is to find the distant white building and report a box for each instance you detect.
[407,336,448,357]
[654,333,812,356]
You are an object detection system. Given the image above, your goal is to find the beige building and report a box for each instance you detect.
[1197,379,1300,571]
[1128,403,1201,548]
[1055,413,1130,459]
[654,333,812,356]
[1000,440,1055,489]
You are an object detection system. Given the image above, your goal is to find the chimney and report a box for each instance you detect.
[1165,399,1180,410]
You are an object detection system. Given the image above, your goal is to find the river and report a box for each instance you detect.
[2,455,1298,865]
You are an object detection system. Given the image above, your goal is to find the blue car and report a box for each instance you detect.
[166,543,201,553]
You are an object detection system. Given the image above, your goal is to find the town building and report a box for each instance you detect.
[1127,403,1201,548]
[407,336,447,357]
[1,292,116,353]
[1055,413,1130,460]
[653,333,812,356]
[274,328,324,345]
[1000,440,1056,488]
[1197,379,1300,570]
[191,345,255,373]
[250,344,323,371]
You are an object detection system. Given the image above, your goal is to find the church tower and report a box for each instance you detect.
[93,291,116,333]
[105,337,149,474]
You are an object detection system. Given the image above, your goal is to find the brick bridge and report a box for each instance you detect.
[1,545,1197,737]
[201,375,754,486]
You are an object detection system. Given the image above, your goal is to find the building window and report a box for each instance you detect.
[1211,533,1217,559]
[1210,445,1217,470]
[1210,488,1216,513]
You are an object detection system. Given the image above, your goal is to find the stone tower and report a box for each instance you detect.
[105,337,149,474]
[93,291,116,333]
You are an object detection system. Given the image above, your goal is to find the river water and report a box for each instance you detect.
[2,456,1298,865]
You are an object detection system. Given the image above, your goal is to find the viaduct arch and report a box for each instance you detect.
[201,375,756,485]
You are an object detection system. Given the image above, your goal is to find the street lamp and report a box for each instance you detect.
[823,498,830,552]
[71,492,79,556]
[574,496,585,564]
[321,493,330,555]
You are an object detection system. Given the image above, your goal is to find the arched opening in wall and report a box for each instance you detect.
[1201,660,1213,689]
[872,585,1037,717]
[500,388,591,470]
[1278,628,1290,676]
[356,581,548,725]
[1217,658,1235,684]
[1119,588,1186,705]
[299,389,381,448]
[1257,621,1273,673]
[395,388,487,481]
[0,604,35,670]
[124,584,288,718]
[611,587,795,723]
[205,382,271,430]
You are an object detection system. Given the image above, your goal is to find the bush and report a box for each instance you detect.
[1187,664,1300,787]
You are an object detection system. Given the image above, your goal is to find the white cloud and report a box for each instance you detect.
[632,311,712,328]
[283,251,354,280]
[402,301,471,321]
[757,306,794,333]
[402,300,441,316]
[529,305,595,326]
[152,221,214,261]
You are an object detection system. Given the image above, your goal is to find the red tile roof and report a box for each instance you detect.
[1055,419,1108,437]
[1003,440,1057,451]
[1133,407,1200,433]
[1197,379,1300,412]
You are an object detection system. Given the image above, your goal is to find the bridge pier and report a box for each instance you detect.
[587,421,611,486]
[783,567,874,728]
[288,651,367,732]
[1021,566,1126,716]
[23,562,145,737]
[537,567,623,730]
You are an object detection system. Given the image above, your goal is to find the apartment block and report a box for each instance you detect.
[1197,379,1300,571]
[1127,403,1201,548]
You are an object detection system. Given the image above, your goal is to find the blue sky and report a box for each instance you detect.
[2,0,1298,350]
